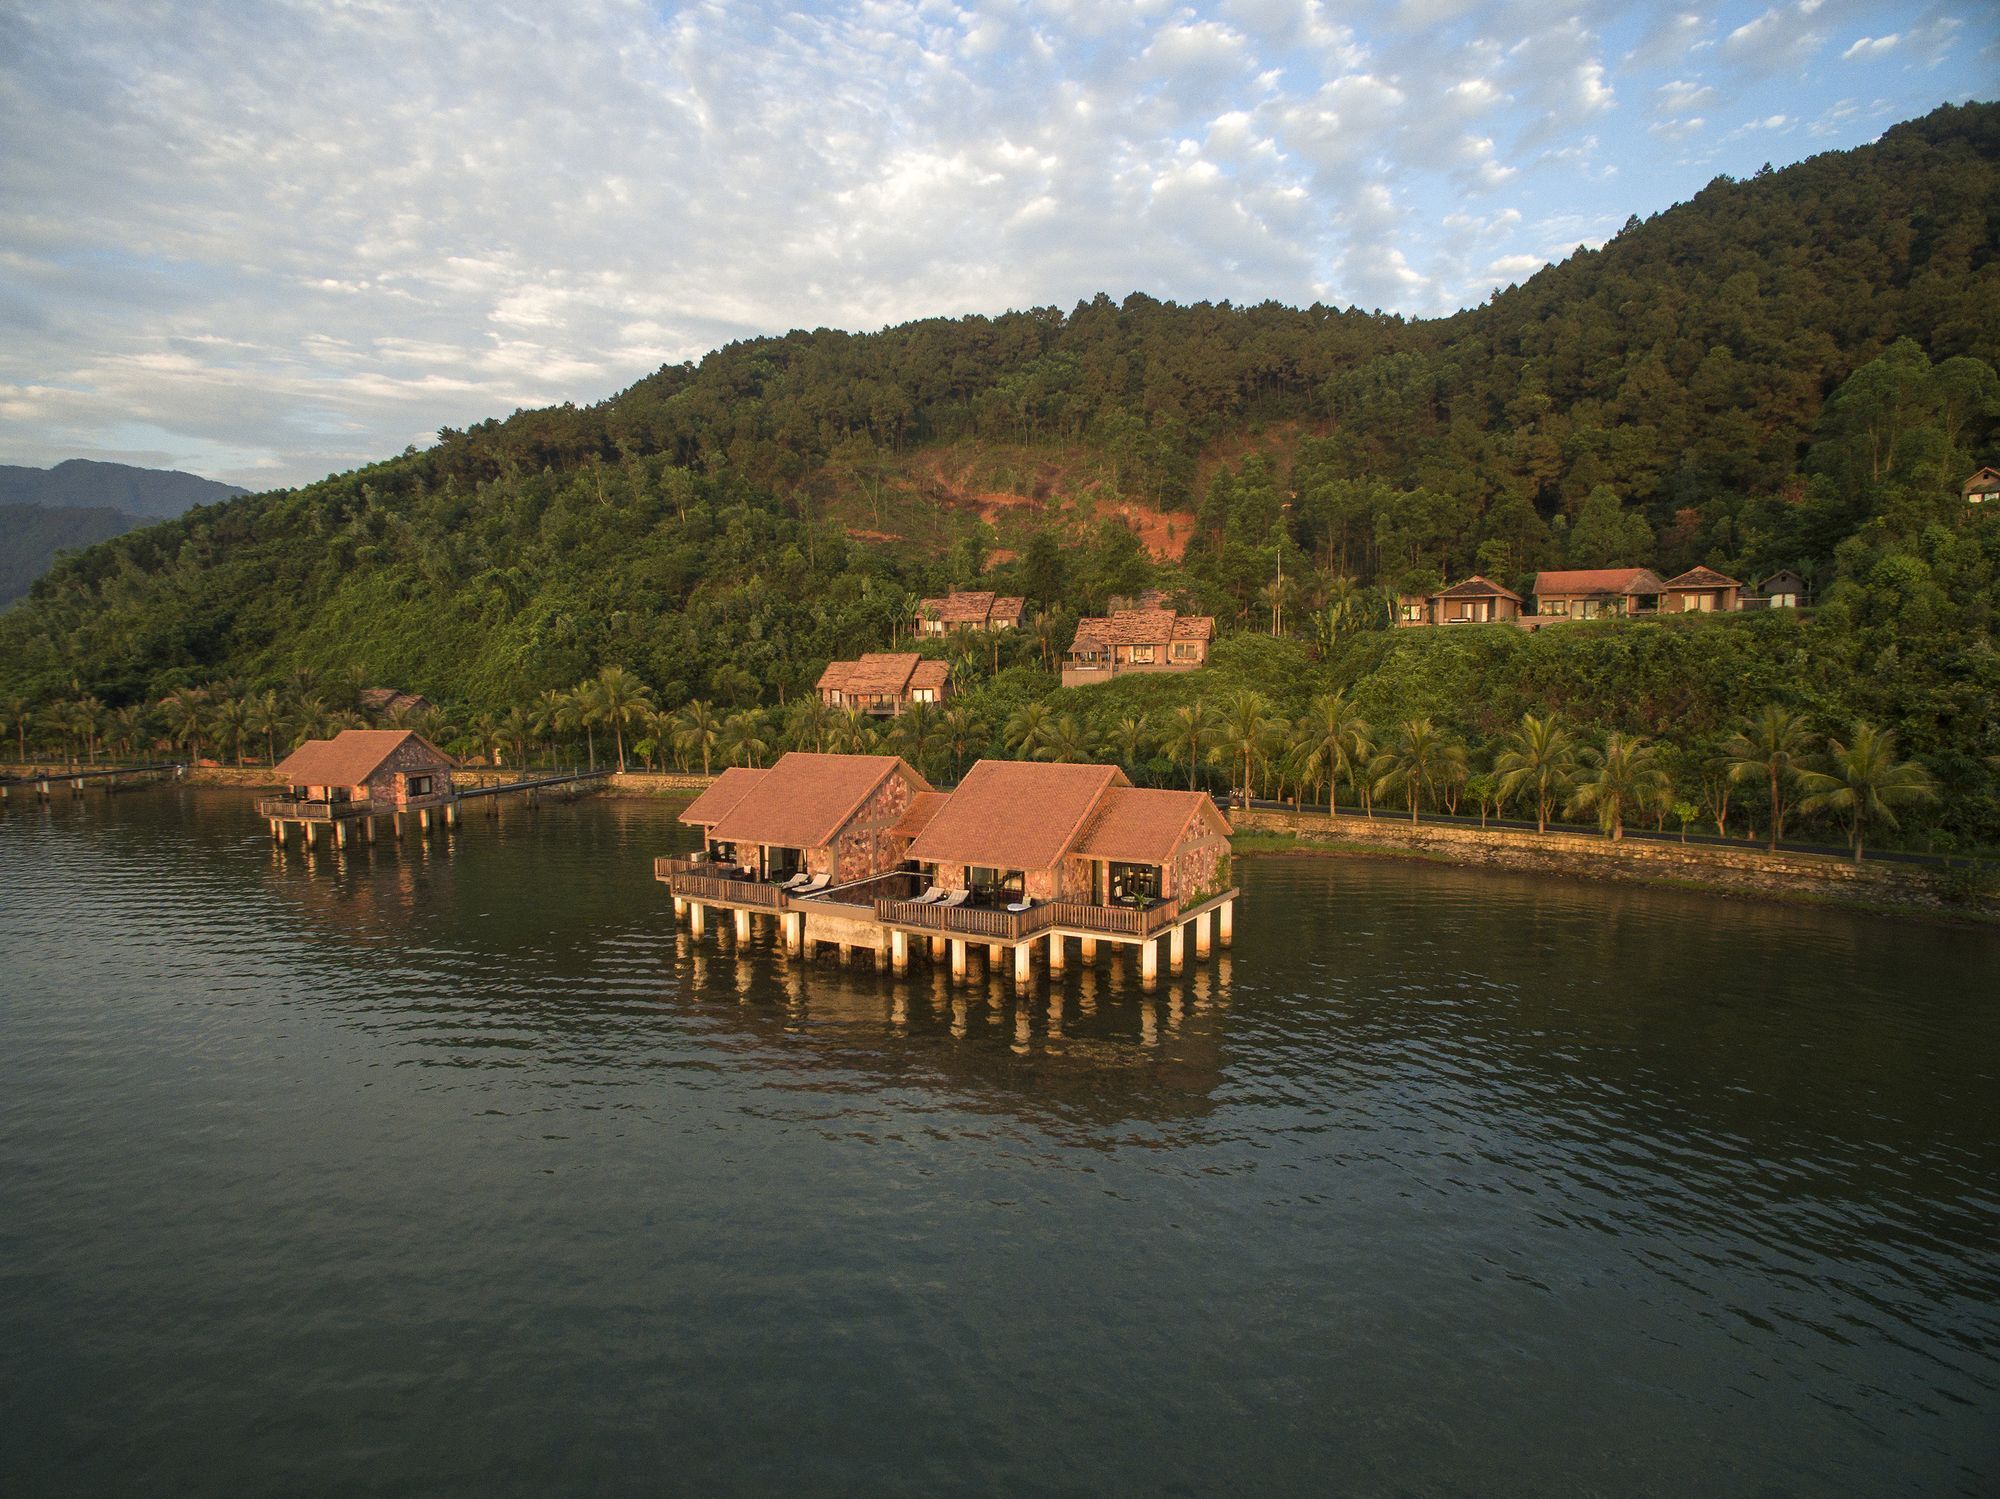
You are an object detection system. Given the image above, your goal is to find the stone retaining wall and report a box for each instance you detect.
[1235,808,1983,914]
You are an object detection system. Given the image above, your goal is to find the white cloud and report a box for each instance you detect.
[1841,34,1898,59]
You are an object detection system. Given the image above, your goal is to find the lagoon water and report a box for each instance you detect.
[1,787,1996,1496]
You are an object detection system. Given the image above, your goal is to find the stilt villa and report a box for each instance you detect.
[658,755,1238,988]
[259,729,457,847]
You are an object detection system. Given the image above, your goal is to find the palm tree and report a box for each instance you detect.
[889,703,944,775]
[209,694,252,766]
[829,705,874,754]
[785,696,834,754]
[244,690,285,764]
[1493,714,1579,834]
[940,704,983,782]
[1036,713,1093,764]
[1568,733,1669,841]
[1,694,30,763]
[1217,690,1283,806]
[1796,722,1936,862]
[531,689,569,767]
[158,687,208,763]
[290,694,335,747]
[591,666,656,772]
[563,682,601,769]
[1161,701,1218,791]
[1293,690,1371,817]
[1370,717,1467,824]
[107,704,149,762]
[1031,609,1063,672]
[1003,701,1054,759]
[468,711,505,766]
[675,699,724,775]
[1103,713,1154,776]
[1722,705,1815,851]
[721,709,774,768]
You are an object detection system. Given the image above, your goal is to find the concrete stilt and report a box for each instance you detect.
[987,942,1002,967]
[1013,943,1032,986]
[1220,898,1234,947]
[1169,922,1185,974]
[1195,909,1212,957]
[365,817,376,843]
[838,941,851,964]
[891,929,908,973]
[785,913,803,953]
[335,820,348,848]
[1141,937,1159,988]
[1081,936,1098,963]
[733,908,751,945]
[305,821,318,849]
[270,819,282,842]
[1046,930,1065,974]
[929,936,946,962]
[950,938,968,979]
[394,811,404,837]
[689,902,706,938]
[419,808,431,834]
[673,895,686,918]
[446,801,460,828]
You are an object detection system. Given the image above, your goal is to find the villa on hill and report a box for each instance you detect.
[1963,466,1999,503]
[1063,608,1213,687]
[915,591,1026,634]
[1661,566,1743,613]
[1396,576,1523,627]
[656,754,1237,986]
[358,688,433,722]
[1528,567,1668,622]
[816,653,951,716]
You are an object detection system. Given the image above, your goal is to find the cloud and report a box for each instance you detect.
[1841,33,1898,60]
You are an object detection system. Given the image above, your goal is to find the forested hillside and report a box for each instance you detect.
[3,102,1997,852]
[0,460,248,604]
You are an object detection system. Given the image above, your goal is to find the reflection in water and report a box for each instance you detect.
[2,787,1997,1498]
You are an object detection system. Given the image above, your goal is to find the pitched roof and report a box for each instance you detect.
[1072,607,1196,649]
[1074,788,1231,864]
[1963,465,2000,495]
[920,591,997,624]
[708,752,930,850]
[817,652,921,695]
[909,659,950,693]
[989,596,1027,624]
[888,790,949,840]
[1663,565,1740,589]
[906,760,1127,871]
[1170,615,1214,641]
[274,729,446,787]
[677,766,769,827]
[1433,574,1522,603]
[1533,567,1665,596]
[357,687,431,718]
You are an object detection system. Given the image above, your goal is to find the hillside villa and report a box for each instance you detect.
[1063,608,1214,687]
[657,754,1237,986]
[1964,466,1999,503]
[1528,567,1666,621]
[259,728,456,846]
[816,653,951,716]
[1660,566,1743,613]
[915,591,1026,634]
[1397,575,1523,627]
[358,687,433,722]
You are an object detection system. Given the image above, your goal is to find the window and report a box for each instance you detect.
[1171,641,1199,662]
[408,775,432,797]
[1128,644,1155,664]
[1540,599,1568,617]
[912,688,935,704]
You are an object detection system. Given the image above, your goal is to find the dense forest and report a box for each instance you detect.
[2,102,1997,855]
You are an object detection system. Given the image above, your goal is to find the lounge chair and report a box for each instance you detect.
[939,889,969,908]
[912,885,946,904]
[794,874,829,895]
[1005,898,1035,914]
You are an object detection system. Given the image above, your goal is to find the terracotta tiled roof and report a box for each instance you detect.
[1072,608,1183,650]
[920,591,998,624]
[888,790,949,840]
[989,596,1026,625]
[357,687,432,719]
[275,729,446,787]
[1074,788,1231,864]
[1533,568,1665,596]
[1433,574,1522,603]
[678,766,770,827]
[1963,466,2000,496]
[1170,615,1214,641]
[709,752,930,850]
[1663,565,1741,589]
[818,652,921,695]
[909,659,950,693]
[907,760,1128,871]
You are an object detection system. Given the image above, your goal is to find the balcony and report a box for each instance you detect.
[256,796,373,820]
[875,894,1184,942]
[654,856,791,911]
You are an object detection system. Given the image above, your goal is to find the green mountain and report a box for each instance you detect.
[3,102,1998,848]
[0,460,248,605]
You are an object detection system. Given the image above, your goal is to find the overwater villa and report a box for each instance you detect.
[1062,608,1214,687]
[816,653,952,716]
[658,754,1237,987]
[260,729,456,846]
[915,591,1026,634]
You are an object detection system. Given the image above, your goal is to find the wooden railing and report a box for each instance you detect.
[256,797,372,820]
[875,895,1184,941]
[668,871,789,910]
[1043,896,1181,937]
[802,869,924,908]
[654,855,705,879]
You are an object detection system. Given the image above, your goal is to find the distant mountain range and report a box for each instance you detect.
[0,460,247,605]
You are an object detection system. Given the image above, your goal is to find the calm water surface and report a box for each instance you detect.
[1,787,1996,1496]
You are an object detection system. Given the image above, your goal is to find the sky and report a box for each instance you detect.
[0,1,1992,490]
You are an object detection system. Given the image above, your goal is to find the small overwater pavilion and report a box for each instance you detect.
[261,730,456,847]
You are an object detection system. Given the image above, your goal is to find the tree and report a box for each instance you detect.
[1161,702,1218,791]
[1293,690,1371,817]
[675,699,724,775]
[1493,714,1578,834]
[592,666,657,771]
[1796,722,1937,861]
[889,703,944,775]
[1036,713,1093,764]
[941,704,984,781]
[1370,717,1467,824]
[209,695,252,766]
[245,690,285,765]
[1,694,29,762]
[1722,705,1815,851]
[1103,713,1154,775]
[720,709,773,768]
[1004,701,1054,758]
[1568,733,1669,840]
[531,690,570,767]
[1217,691,1282,805]
[158,687,208,763]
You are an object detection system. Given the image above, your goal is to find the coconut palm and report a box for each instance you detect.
[1722,705,1815,851]
[107,704,149,762]
[1003,701,1055,759]
[675,699,724,775]
[940,704,984,781]
[591,666,656,771]
[889,703,945,774]
[209,694,252,766]
[158,687,209,763]
[720,709,774,768]
[785,696,834,754]
[290,694,335,747]
[531,689,570,767]
[497,706,533,768]
[1370,717,1468,824]
[1161,701,1218,791]
[562,682,601,769]
[1103,713,1154,776]
[1216,690,1284,806]
[1568,733,1669,841]
[244,690,284,764]
[1293,690,1371,817]
[1493,714,1579,834]
[1795,722,1936,862]
[1036,713,1093,764]
[468,711,505,766]
[1031,609,1063,672]
[1,694,30,763]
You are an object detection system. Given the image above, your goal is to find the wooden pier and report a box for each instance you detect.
[259,766,613,849]
[0,762,185,799]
